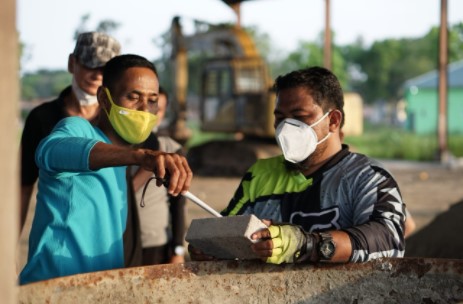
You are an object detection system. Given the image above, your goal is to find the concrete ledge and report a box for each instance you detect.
[19,258,463,303]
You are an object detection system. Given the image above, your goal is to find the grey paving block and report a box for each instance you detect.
[186,214,267,260]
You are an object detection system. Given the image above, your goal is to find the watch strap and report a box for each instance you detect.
[295,233,317,263]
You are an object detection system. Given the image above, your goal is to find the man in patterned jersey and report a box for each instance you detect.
[191,66,405,264]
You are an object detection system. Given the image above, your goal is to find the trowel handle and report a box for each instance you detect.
[183,191,223,218]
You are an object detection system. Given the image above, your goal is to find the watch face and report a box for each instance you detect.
[320,241,335,259]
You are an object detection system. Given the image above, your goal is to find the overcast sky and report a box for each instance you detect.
[17,0,463,72]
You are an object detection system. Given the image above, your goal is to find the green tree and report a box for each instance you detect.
[279,31,349,88]
[345,23,463,103]
[21,70,71,100]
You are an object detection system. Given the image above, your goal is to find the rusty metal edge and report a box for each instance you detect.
[19,258,463,304]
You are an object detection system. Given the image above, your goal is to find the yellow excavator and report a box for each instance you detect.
[167,12,280,175]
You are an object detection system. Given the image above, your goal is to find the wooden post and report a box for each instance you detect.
[0,0,19,302]
[438,0,449,162]
[324,0,332,70]
[230,3,242,29]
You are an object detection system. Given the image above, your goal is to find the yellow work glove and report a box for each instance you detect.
[266,224,308,264]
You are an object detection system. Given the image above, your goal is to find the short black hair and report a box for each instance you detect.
[103,54,158,91]
[273,66,345,127]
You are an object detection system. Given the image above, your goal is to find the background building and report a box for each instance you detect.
[404,60,463,134]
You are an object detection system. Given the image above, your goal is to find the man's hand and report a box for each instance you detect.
[251,224,308,264]
[89,143,193,196]
[140,150,193,196]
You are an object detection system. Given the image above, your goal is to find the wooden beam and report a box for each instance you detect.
[438,0,449,162]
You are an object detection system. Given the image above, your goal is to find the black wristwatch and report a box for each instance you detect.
[317,232,336,260]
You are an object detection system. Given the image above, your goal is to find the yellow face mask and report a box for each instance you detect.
[104,87,158,144]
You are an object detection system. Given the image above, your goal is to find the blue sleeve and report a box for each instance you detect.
[35,117,100,174]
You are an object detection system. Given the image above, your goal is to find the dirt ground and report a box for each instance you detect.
[17,159,463,271]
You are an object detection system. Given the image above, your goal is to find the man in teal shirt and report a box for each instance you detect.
[19,54,193,285]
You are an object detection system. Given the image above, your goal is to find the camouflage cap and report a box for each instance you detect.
[73,32,121,69]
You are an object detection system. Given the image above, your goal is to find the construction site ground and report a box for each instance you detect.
[18,159,463,270]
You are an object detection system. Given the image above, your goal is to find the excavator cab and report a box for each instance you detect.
[200,57,274,137]
[169,16,276,141]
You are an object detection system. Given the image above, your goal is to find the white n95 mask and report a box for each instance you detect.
[72,77,98,106]
[275,111,331,163]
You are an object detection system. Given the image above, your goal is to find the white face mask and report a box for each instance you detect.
[71,77,98,106]
[275,111,331,163]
